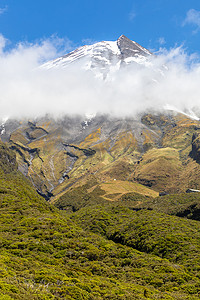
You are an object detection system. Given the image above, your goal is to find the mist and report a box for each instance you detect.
[0,34,200,120]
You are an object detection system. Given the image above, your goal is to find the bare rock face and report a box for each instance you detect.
[117,35,152,60]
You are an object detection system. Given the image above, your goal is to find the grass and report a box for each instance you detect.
[99,180,158,200]
[132,147,184,193]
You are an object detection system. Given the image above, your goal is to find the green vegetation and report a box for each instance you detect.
[72,205,200,271]
[139,192,200,221]
[54,179,157,212]
[0,142,17,174]
[1,141,200,299]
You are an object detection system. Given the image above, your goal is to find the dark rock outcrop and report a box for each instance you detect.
[190,133,200,163]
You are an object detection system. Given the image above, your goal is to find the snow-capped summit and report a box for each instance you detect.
[42,35,153,79]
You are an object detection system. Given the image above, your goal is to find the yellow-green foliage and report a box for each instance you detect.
[10,130,29,145]
[100,157,136,181]
[110,131,137,158]
[79,128,101,148]
[1,145,200,299]
[141,129,158,150]
[0,142,17,174]
[7,112,200,199]
[72,204,200,274]
[162,115,199,151]
[133,147,184,193]
[139,192,200,221]
[100,180,158,200]
[27,128,46,140]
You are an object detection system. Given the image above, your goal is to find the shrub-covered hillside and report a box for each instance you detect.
[0,142,200,299]
[138,192,200,221]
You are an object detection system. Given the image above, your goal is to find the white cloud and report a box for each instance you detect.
[158,37,166,45]
[0,6,8,15]
[129,10,136,21]
[0,34,7,54]
[0,34,200,119]
[183,9,200,33]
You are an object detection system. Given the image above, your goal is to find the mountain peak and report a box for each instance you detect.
[42,35,152,78]
[117,34,131,42]
[117,35,151,59]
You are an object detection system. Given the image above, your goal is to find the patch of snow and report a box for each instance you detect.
[164,104,199,120]
[105,41,120,55]
[42,36,153,79]
[124,55,152,67]
[0,117,7,135]
[0,125,5,135]
[43,40,120,71]
[85,112,96,120]
[82,112,96,130]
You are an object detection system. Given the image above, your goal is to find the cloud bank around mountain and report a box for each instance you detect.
[0,34,200,119]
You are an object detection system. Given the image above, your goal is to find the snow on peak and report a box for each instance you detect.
[42,35,152,79]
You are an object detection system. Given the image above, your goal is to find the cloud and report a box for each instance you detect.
[129,10,136,21]
[158,37,166,45]
[183,9,200,33]
[0,34,7,54]
[0,6,8,15]
[0,34,200,120]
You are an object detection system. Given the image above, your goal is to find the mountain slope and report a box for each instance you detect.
[1,111,200,201]
[1,143,200,299]
[1,36,200,200]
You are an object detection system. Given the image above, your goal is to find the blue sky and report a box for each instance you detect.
[0,0,200,55]
[0,1,200,118]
